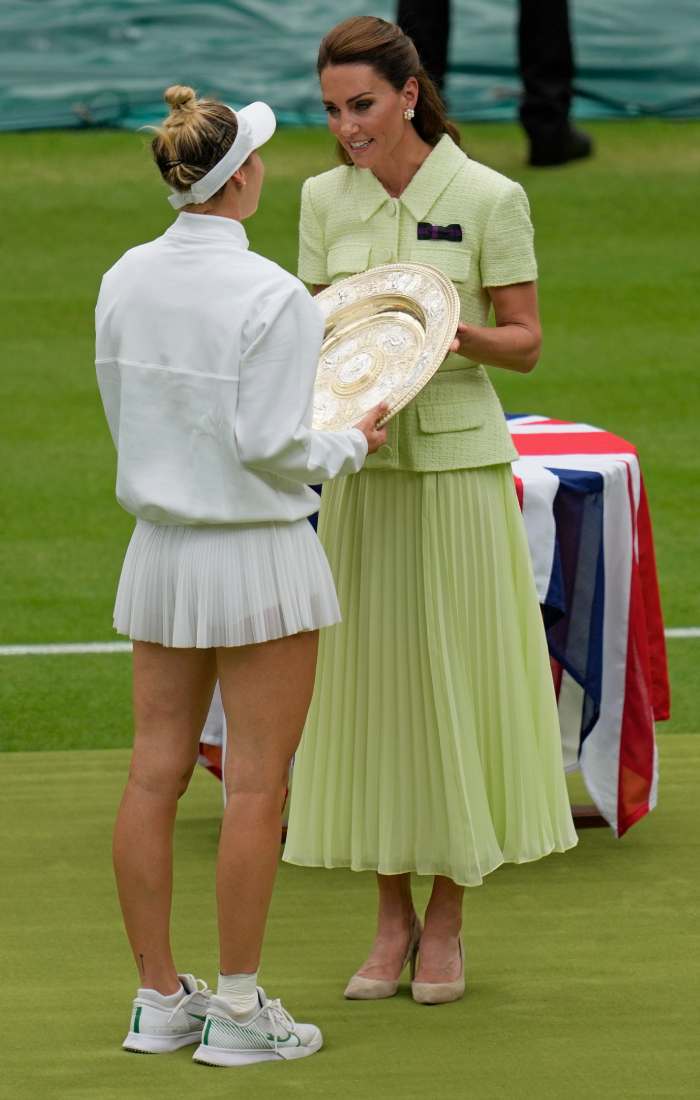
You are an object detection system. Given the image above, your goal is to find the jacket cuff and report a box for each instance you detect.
[348,427,369,466]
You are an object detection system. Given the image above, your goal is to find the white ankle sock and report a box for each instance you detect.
[141,983,184,1004]
[217,971,259,1018]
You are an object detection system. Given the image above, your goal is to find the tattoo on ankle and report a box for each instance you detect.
[138,953,145,976]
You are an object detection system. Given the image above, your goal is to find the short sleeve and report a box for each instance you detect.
[479,183,538,287]
[298,178,328,286]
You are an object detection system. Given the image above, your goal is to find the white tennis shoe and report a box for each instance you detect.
[122,973,212,1054]
[192,988,323,1066]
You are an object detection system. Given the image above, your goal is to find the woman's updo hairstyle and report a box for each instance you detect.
[150,85,238,198]
[317,16,461,166]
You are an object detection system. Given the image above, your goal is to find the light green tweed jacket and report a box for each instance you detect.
[298,135,538,473]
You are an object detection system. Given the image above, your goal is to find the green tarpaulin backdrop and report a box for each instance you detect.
[2,1,699,131]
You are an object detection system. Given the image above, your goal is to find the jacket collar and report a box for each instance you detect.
[166,212,250,248]
[353,135,466,223]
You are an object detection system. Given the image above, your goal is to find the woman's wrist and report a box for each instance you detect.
[455,323,474,355]
[454,323,481,363]
[455,320,539,373]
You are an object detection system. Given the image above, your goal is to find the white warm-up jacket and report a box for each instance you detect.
[95,212,367,525]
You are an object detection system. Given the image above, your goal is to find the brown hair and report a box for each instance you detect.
[150,85,238,200]
[317,16,461,165]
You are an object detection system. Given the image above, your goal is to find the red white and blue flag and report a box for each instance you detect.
[508,415,669,837]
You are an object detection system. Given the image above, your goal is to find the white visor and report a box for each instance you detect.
[168,101,276,209]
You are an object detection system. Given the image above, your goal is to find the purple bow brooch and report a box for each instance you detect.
[417,222,463,242]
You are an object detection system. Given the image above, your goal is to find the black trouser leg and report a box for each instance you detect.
[397,0,451,92]
[518,0,576,156]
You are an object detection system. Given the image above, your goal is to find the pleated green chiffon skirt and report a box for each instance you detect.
[283,464,578,887]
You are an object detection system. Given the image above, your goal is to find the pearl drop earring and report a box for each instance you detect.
[403,107,415,121]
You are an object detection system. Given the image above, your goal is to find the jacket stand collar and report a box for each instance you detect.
[168,212,250,248]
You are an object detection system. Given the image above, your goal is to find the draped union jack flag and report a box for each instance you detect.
[508,415,669,837]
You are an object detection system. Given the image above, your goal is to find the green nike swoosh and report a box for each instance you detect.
[265,1032,300,1046]
[187,1013,207,1021]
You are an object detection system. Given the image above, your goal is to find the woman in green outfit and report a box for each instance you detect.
[283,16,578,1004]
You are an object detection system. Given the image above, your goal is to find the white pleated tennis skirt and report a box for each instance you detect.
[113,518,341,648]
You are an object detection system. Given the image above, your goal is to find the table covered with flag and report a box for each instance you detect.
[199,415,670,838]
[507,414,669,837]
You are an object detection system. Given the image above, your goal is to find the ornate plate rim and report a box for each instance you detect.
[313,262,461,430]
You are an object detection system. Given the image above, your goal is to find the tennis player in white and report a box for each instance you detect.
[95,84,387,1067]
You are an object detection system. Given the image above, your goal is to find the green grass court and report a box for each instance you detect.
[1,120,699,1097]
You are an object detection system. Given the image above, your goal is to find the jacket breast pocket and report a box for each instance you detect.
[417,399,483,435]
[327,242,371,281]
[409,244,471,285]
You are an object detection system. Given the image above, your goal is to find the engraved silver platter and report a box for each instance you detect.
[312,262,460,431]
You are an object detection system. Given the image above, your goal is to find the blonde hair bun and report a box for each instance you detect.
[152,89,237,197]
[164,85,197,112]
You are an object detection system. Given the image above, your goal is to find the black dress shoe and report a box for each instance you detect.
[528,126,594,167]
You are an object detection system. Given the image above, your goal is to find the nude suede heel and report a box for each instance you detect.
[411,937,465,1005]
[344,918,422,1000]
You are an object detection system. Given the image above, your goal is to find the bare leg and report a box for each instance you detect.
[113,642,217,994]
[415,875,464,982]
[355,873,418,980]
[216,630,319,974]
